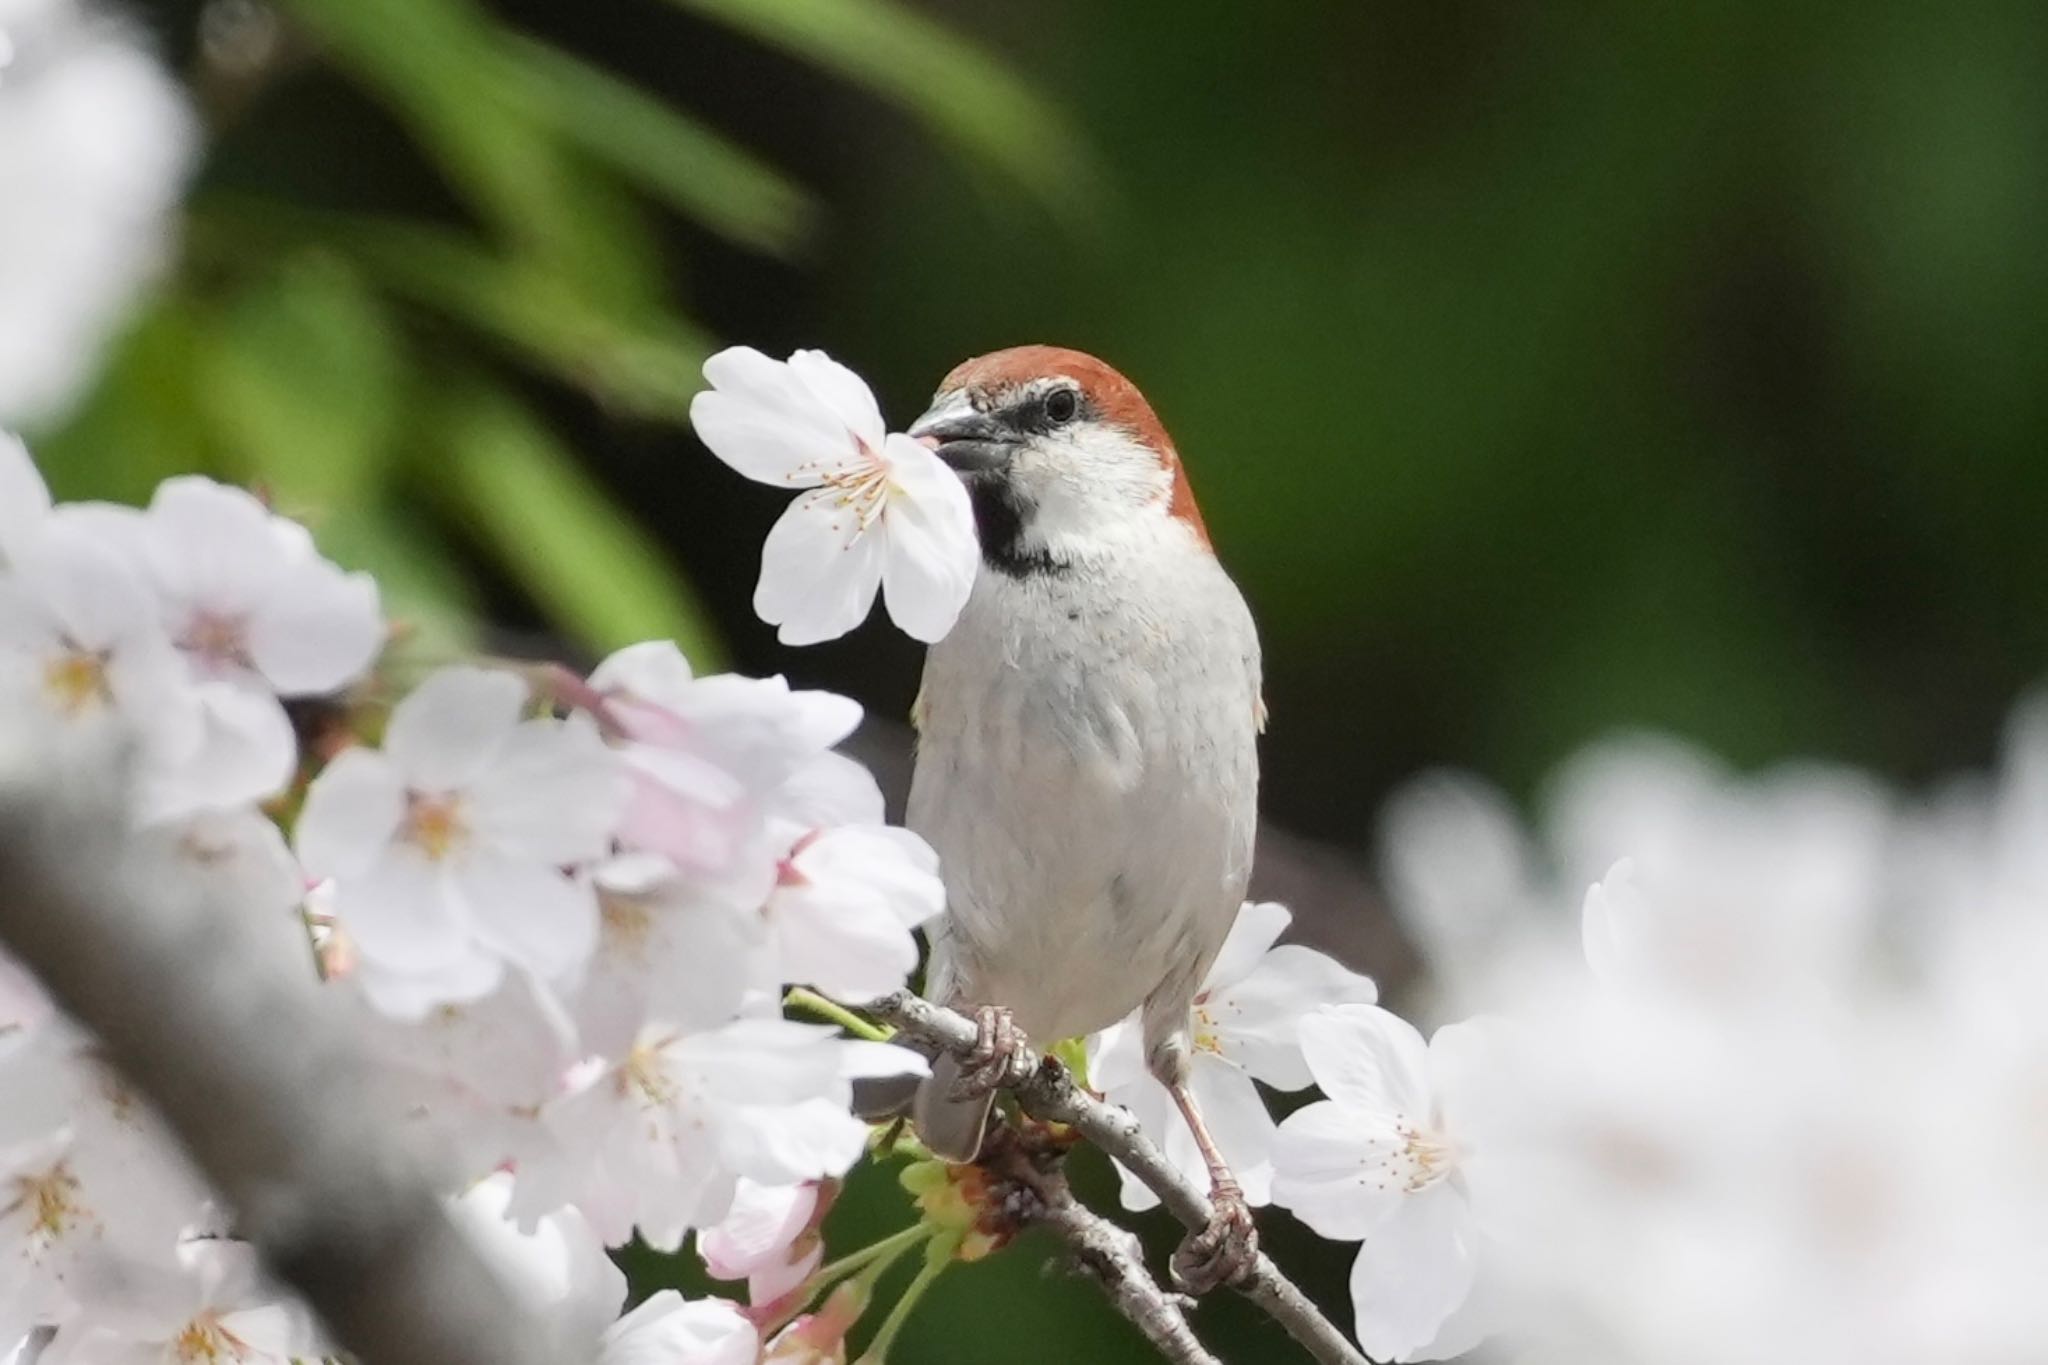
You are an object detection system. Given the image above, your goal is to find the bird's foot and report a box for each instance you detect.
[1170,1178,1259,1294]
[946,1005,1036,1101]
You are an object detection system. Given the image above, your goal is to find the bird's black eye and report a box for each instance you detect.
[1043,386,1080,426]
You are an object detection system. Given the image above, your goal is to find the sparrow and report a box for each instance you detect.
[903,346,1264,1290]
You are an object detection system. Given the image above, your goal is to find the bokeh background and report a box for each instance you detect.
[29,0,2048,1358]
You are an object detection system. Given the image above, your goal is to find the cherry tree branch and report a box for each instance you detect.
[0,740,554,1365]
[869,991,1370,1365]
[990,1148,1220,1365]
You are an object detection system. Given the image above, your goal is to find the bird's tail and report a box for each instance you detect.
[912,1054,994,1163]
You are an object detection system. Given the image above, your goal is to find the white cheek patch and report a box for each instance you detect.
[1012,428,1174,553]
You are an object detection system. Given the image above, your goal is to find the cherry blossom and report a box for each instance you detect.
[40,1238,323,1365]
[589,640,869,898]
[294,666,629,1014]
[0,520,197,775]
[698,1178,829,1309]
[541,1018,921,1251]
[447,1173,625,1358]
[119,477,382,818]
[1271,1004,1495,1363]
[598,1289,757,1365]
[763,825,945,1002]
[0,0,195,424]
[0,433,50,565]
[691,347,978,645]
[1089,901,1377,1211]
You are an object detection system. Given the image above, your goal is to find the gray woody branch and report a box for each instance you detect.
[869,991,1371,1365]
[0,738,554,1365]
[990,1147,1221,1365]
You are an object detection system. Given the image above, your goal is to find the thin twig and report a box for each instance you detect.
[0,737,555,1365]
[996,1152,1221,1365]
[870,991,1370,1365]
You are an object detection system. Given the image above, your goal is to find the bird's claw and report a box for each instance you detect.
[946,1005,1036,1101]
[1170,1180,1259,1294]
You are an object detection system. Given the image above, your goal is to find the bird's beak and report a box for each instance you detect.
[908,395,1016,473]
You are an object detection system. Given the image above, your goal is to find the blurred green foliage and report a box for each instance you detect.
[33,0,2048,1360]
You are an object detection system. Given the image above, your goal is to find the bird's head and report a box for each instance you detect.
[908,345,1207,575]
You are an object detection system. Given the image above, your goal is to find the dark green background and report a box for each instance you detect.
[39,0,2048,1358]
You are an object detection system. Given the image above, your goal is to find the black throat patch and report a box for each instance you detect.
[968,476,1067,579]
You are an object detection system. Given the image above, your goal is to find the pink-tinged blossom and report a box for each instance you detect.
[764,825,945,1003]
[119,478,382,817]
[294,666,629,1015]
[698,1178,828,1309]
[1090,902,1377,1212]
[589,641,868,900]
[691,347,977,646]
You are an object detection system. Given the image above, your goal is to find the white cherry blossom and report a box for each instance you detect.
[447,1173,625,1358]
[1272,1004,1494,1363]
[1089,902,1377,1212]
[691,346,977,645]
[122,477,382,817]
[598,1289,757,1365]
[40,1238,322,1365]
[0,433,51,565]
[0,520,197,773]
[542,1018,918,1251]
[0,0,196,424]
[294,666,628,1014]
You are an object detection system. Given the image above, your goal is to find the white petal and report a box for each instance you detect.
[599,1291,757,1365]
[1087,1012,1149,1093]
[877,434,977,643]
[589,640,695,706]
[752,492,884,646]
[383,667,527,791]
[765,751,885,829]
[1190,1060,1278,1205]
[697,1179,816,1280]
[139,476,278,618]
[721,1097,868,1185]
[1215,945,1379,1091]
[1202,901,1294,992]
[139,680,296,818]
[0,433,51,563]
[294,748,406,879]
[457,854,600,982]
[332,846,471,972]
[1271,1100,1407,1241]
[1346,1188,1480,1363]
[787,349,886,451]
[246,556,382,695]
[690,390,856,487]
[1299,1004,1434,1118]
[471,716,629,865]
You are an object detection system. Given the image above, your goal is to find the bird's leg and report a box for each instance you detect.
[945,1004,1037,1101]
[1164,1076,1260,1294]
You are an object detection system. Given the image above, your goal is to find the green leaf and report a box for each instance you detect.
[271,0,652,297]
[663,0,1102,226]
[503,35,819,257]
[35,298,215,503]
[435,385,726,669]
[195,199,710,421]
[201,255,404,507]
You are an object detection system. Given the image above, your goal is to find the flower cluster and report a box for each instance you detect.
[1279,714,2048,1363]
[0,436,940,1363]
